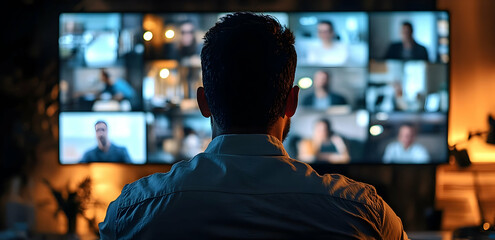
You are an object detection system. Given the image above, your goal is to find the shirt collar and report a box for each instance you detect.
[204,134,289,157]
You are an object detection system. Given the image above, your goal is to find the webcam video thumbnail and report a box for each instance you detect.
[291,12,368,67]
[147,112,211,164]
[366,112,448,164]
[370,11,449,63]
[59,13,145,112]
[59,112,146,164]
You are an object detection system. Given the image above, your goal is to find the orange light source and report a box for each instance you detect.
[483,222,490,231]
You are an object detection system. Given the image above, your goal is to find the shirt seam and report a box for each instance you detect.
[118,189,376,210]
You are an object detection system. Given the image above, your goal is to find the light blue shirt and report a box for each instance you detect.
[383,142,430,164]
[99,134,407,239]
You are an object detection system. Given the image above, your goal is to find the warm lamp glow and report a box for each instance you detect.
[483,222,491,231]
[143,31,153,41]
[165,29,175,39]
[298,77,313,89]
[159,68,170,79]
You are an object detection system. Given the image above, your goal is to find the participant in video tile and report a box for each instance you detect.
[305,21,348,66]
[98,69,135,102]
[384,21,428,61]
[301,70,347,110]
[169,20,201,66]
[80,120,132,163]
[298,119,350,164]
[383,123,430,164]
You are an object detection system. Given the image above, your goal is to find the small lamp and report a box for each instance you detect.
[451,115,495,238]
[453,115,495,167]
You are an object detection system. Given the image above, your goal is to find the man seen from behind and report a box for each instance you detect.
[99,12,408,239]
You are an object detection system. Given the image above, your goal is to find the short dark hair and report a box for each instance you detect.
[201,12,297,131]
[402,21,413,33]
[95,120,107,129]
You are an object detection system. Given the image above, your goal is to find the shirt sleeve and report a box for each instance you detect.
[379,197,409,240]
[99,197,120,239]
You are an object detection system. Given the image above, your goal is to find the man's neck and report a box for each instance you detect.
[211,118,288,143]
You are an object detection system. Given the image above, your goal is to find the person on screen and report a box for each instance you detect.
[305,20,348,66]
[301,70,347,110]
[98,69,135,101]
[383,124,430,164]
[80,120,132,163]
[100,12,407,239]
[170,20,201,66]
[384,21,429,61]
[298,119,350,164]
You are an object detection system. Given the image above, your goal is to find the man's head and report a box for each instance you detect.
[95,120,109,148]
[317,21,335,43]
[199,12,298,138]
[398,124,416,149]
[401,21,414,42]
[313,70,330,93]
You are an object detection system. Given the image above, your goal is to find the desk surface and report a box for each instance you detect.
[407,231,452,240]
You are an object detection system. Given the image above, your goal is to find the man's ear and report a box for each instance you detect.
[285,86,299,118]
[197,87,211,118]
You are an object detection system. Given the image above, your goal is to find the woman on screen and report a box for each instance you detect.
[298,119,350,164]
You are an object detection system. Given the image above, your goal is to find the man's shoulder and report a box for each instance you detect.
[117,172,174,208]
[115,154,381,210]
[320,173,381,207]
[116,159,195,207]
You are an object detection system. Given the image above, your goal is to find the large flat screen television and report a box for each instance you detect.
[58,11,450,164]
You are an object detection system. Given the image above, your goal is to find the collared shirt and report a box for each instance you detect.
[383,142,430,164]
[99,134,407,239]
